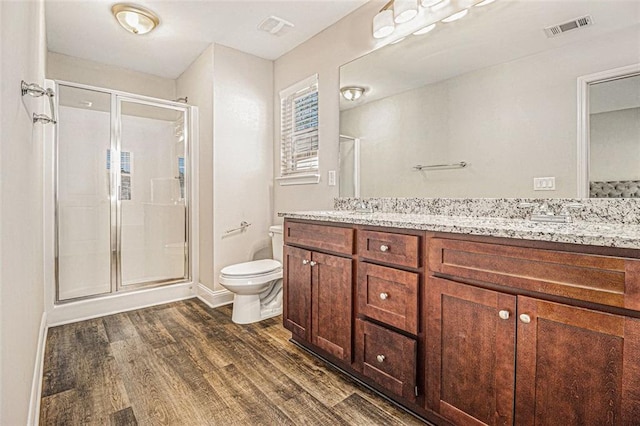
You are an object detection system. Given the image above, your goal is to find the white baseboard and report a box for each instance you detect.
[47,282,195,327]
[28,312,48,426]
[196,284,234,308]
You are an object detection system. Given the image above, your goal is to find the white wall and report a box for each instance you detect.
[273,1,383,222]
[47,52,176,100]
[0,0,47,423]
[177,44,274,292]
[340,27,640,198]
[212,44,274,291]
[176,46,215,289]
[590,107,640,181]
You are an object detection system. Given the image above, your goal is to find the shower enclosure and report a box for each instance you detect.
[339,134,360,197]
[51,80,193,302]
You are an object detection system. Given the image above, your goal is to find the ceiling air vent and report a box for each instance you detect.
[258,16,294,36]
[544,15,594,38]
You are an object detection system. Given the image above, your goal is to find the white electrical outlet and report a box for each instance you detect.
[533,177,556,191]
[328,170,336,186]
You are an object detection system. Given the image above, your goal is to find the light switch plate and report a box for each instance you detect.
[328,170,336,186]
[533,177,556,191]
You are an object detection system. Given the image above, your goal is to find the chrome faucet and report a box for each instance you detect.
[519,202,583,223]
[355,201,374,214]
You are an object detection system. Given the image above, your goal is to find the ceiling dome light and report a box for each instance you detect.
[420,0,444,7]
[112,4,159,35]
[373,9,395,39]
[442,8,469,23]
[474,0,496,6]
[394,0,419,24]
[341,86,366,101]
[413,23,437,35]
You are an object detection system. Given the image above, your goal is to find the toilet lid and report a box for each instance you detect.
[220,259,282,278]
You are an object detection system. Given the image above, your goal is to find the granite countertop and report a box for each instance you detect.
[280,210,640,250]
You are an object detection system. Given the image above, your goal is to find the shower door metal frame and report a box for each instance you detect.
[52,80,192,303]
[114,95,191,292]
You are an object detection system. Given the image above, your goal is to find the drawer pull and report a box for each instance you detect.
[380,244,389,252]
[309,261,317,267]
[379,292,389,300]
[302,259,310,265]
[498,310,510,320]
[376,354,386,363]
[519,314,531,324]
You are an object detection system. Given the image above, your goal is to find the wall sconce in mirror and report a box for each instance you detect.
[341,86,366,101]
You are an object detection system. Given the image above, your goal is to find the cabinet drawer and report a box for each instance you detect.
[358,230,420,268]
[356,319,417,400]
[358,263,419,334]
[429,238,640,310]
[284,221,354,255]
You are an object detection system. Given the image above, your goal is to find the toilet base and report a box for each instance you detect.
[231,293,283,324]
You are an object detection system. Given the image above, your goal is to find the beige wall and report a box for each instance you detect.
[272,1,383,222]
[177,46,215,289]
[47,52,176,99]
[177,44,274,292]
[0,0,47,423]
[591,107,640,181]
[212,44,274,291]
[340,27,640,198]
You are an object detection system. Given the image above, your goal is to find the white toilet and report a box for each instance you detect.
[219,225,284,324]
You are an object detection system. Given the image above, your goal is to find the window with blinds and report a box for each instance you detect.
[278,74,320,185]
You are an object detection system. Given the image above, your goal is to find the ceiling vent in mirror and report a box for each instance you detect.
[544,15,593,38]
[258,16,294,36]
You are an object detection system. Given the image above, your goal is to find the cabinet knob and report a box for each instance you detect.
[380,244,389,252]
[302,259,310,265]
[309,261,317,267]
[376,354,385,363]
[519,314,531,324]
[379,292,389,300]
[498,310,510,320]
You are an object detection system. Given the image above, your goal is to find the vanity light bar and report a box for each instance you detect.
[375,0,498,42]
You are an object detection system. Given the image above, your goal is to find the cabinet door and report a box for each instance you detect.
[426,276,516,426]
[283,246,312,341]
[311,252,353,362]
[515,297,640,425]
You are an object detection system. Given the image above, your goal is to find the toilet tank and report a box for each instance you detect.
[269,225,284,263]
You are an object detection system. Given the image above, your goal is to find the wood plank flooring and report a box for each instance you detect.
[40,299,425,425]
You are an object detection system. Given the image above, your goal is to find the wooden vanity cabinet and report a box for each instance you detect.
[426,237,640,426]
[283,222,353,364]
[354,228,423,403]
[283,220,640,425]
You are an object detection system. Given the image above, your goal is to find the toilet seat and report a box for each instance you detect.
[219,259,282,285]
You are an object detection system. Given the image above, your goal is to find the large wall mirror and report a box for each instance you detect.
[339,0,640,198]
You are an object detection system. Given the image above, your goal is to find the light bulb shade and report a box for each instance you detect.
[373,9,395,39]
[394,0,419,24]
[413,23,436,35]
[474,0,496,6]
[341,86,365,101]
[420,0,444,8]
[112,4,159,35]
[442,8,469,23]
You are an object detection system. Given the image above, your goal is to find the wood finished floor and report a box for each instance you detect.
[39,299,425,425]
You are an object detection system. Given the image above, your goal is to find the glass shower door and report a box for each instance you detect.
[56,85,113,300]
[117,98,188,288]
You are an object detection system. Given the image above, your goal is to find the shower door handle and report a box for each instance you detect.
[117,185,122,201]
